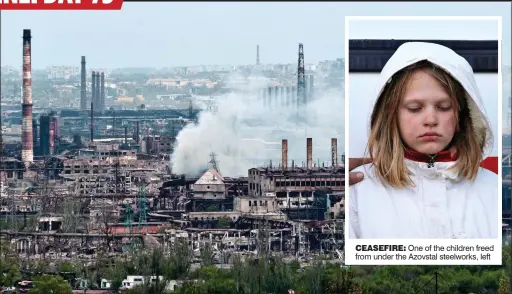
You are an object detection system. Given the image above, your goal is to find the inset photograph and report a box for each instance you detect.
[346,17,501,240]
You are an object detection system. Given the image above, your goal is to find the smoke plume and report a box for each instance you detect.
[171,75,344,177]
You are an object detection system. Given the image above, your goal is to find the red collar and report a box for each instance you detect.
[404,147,458,163]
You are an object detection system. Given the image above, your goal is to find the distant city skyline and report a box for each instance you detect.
[1,2,510,69]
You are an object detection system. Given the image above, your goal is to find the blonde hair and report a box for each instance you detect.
[367,61,484,189]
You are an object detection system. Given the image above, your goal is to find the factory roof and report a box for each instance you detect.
[250,166,344,177]
[194,168,224,185]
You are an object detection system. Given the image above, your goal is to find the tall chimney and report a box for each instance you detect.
[100,72,105,112]
[124,126,128,144]
[91,71,96,112]
[21,29,34,165]
[287,86,292,107]
[80,56,87,111]
[282,139,288,170]
[95,72,101,112]
[256,45,260,65]
[281,86,285,106]
[267,86,272,108]
[90,102,94,142]
[274,86,279,108]
[49,119,54,155]
[136,120,140,143]
[306,138,312,169]
[331,138,338,167]
[53,116,60,138]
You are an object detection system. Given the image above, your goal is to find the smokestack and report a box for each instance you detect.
[124,126,128,144]
[307,138,312,169]
[90,102,94,142]
[49,119,54,155]
[282,139,288,170]
[272,86,278,108]
[21,29,34,165]
[281,86,285,106]
[100,72,105,112]
[52,116,59,138]
[256,45,260,65]
[331,138,338,167]
[95,72,101,112]
[267,86,272,108]
[136,120,140,143]
[287,86,292,107]
[91,71,96,112]
[80,56,87,111]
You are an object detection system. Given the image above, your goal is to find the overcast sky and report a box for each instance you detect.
[1,2,510,69]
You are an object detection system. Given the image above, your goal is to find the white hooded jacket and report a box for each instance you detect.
[349,42,499,239]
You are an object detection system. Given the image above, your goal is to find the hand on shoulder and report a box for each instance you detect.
[349,158,372,185]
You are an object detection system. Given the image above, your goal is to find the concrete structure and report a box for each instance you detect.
[49,117,55,155]
[21,29,34,165]
[192,168,226,199]
[39,115,51,156]
[306,138,313,169]
[282,139,288,170]
[38,216,63,232]
[234,196,278,214]
[140,135,175,155]
[331,138,338,167]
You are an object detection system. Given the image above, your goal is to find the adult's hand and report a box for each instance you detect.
[349,158,372,185]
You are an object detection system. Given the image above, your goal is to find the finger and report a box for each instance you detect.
[349,172,364,185]
[348,157,372,171]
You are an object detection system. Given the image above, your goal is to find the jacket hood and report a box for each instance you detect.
[369,41,494,158]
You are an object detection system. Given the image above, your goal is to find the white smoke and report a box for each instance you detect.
[171,74,345,177]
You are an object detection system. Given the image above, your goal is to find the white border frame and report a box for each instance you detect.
[344,16,503,265]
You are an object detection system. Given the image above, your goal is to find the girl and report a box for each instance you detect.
[349,42,498,239]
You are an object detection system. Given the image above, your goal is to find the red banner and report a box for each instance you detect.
[0,0,123,10]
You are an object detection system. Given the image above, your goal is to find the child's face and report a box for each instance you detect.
[397,69,457,155]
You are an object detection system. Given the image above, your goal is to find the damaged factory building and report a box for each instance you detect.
[248,138,344,220]
[159,137,345,259]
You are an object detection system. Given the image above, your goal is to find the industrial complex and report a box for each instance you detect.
[0,29,510,293]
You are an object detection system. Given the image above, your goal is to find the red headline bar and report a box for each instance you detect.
[480,156,498,174]
[0,0,123,10]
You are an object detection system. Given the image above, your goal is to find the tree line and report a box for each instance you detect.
[0,239,511,293]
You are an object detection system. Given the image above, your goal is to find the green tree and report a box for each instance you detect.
[133,248,170,294]
[0,262,21,288]
[216,216,231,229]
[498,269,510,294]
[168,239,193,279]
[58,261,75,273]
[105,261,127,291]
[30,274,72,294]
[200,243,216,267]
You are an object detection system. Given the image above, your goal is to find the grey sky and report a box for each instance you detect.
[1,2,510,69]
